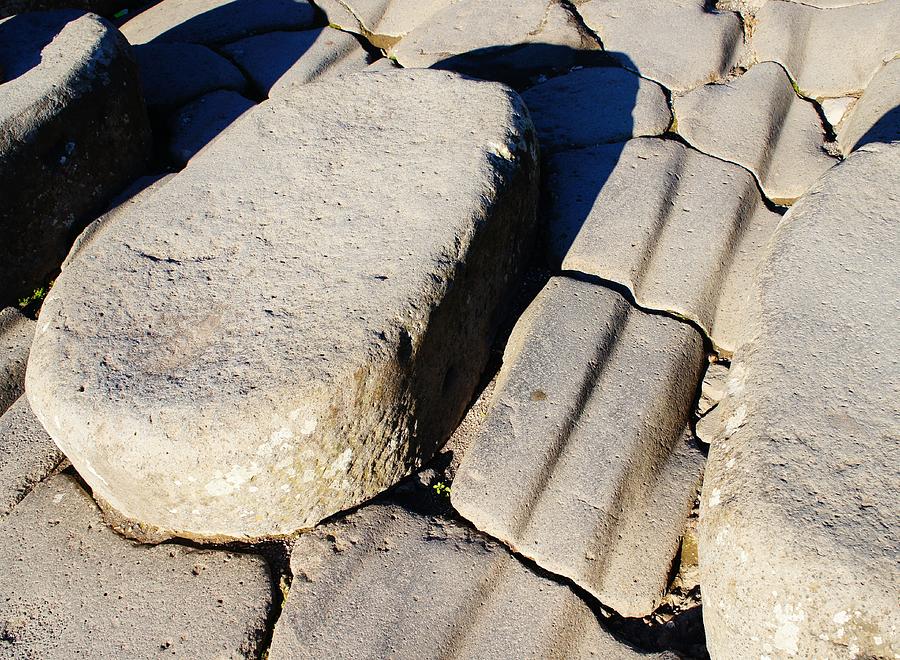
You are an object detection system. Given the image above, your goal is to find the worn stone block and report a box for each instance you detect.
[0,397,63,515]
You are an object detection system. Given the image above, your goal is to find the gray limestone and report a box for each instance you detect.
[166,90,255,164]
[452,277,706,618]
[0,397,63,515]
[700,142,900,659]
[26,70,539,543]
[839,56,900,154]
[0,307,33,416]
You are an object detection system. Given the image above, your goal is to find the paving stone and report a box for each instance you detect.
[675,62,838,204]
[699,142,900,659]
[220,28,370,97]
[0,472,274,658]
[545,137,781,353]
[314,0,452,49]
[391,0,602,89]
[0,308,33,416]
[269,500,673,658]
[839,56,900,154]
[133,42,247,110]
[26,70,539,543]
[166,90,255,165]
[576,0,745,92]
[751,0,899,98]
[452,277,706,618]
[120,0,320,46]
[0,11,150,306]
[0,397,63,515]
[520,65,671,153]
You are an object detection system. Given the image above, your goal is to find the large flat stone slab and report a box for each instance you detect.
[675,62,837,204]
[452,277,706,617]
[839,56,900,154]
[26,70,539,543]
[699,142,900,658]
[269,500,673,658]
[0,472,274,658]
[0,308,33,415]
[576,0,745,92]
[0,11,150,305]
[521,65,671,153]
[751,0,899,97]
[545,137,781,354]
[0,397,63,515]
[314,0,452,49]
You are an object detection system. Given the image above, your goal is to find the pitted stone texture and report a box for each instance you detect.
[751,0,899,98]
[0,397,63,515]
[0,11,150,306]
[120,0,320,45]
[521,66,670,153]
[675,62,837,204]
[391,0,601,89]
[314,0,452,48]
[0,308,33,416]
[577,0,745,92]
[0,472,274,658]
[839,57,900,154]
[220,28,370,97]
[452,278,706,618]
[133,42,247,110]
[700,142,900,659]
[166,90,255,164]
[545,137,781,353]
[26,70,539,543]
[269,500,672,659]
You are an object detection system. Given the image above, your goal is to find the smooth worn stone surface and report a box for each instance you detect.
[166,90,255,165]
[821,96,857,129]
[700,142,900,659]
[220,28,370,97]
[545,137,781,354]
[391,0,602,89]
[0,307,34,416]
[133,42,247,110]
[0,11,150,306]
[521,66,671,153]
[675,62,838,204]
[27,70,539,543]
[576,0,745,92]
[751,0,900,97]
[120,0,320,45]
[0,397,63,515]
[0,472,275,658]
[839,57,900,155]
[270,500,673,658]
[452,277,706,618]
[314,0,452,48]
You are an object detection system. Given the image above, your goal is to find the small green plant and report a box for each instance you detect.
[17,280,54,313]
[432,481,451,498]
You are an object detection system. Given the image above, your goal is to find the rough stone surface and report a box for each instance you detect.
[700,142,900,659]
[314,0,452,48]
[120,0,320,45]
[839,56,900,154]
[521,65,671,153]
[545,137,781,353]
[269,500,673,658]
[0,397,63,515]
[452,277,706,618]
[675,62,838,204]
[0,472,275,658]
[133,42,247,110]
[26,70,539,543]
[0,11,150,306]
[220,28,370,97]
[166,90,255,164]
[576,0,745,92]
[751,0,900,97]
[0,307,33,416]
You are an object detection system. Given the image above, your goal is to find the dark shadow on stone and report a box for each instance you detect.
[0,12,69,83]
[854,103,900,151]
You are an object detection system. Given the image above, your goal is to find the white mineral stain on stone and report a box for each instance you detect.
[725,404,747,437]
[299,417,317,435]
[205,477,232,497]
[709,487,722,507]
[772,603,805,655]
[52,493,65,503]
[833,611,851,625]
[325,448,353,478]
[302,469,316,483]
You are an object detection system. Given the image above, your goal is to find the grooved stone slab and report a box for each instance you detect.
[521,66,671,153]
[699,142,900,659]
[675,62,837,204]
[452,278,706,618]
[576,0,745,92]
[314,0,452,48]
[839,57,900,154]
[0,11,150,305]
[269,501,672,659]
[0,397,63,515]
[0,472,274,658]
[751,0,900,97]
[26,70,539,543]
[166,90,255,164]
[120,0,320,45]
[0,308,33,416]
[545,137,781,353]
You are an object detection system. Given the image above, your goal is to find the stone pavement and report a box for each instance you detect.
[1,0,898,658]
